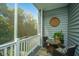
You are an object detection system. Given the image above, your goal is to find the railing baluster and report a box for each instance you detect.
[24,41,25,55]
[10,45,13,56]
[0,42,16,56]
[31,39,33,49]
[13,45,14,56]
[20,42,22,56]
[26,40,27,55]
[0,35,40,56]
[27,40,28,53]
[4,48,7,56]
[14,41,20,56]
[29,39,30,51]
[22,41,24,56]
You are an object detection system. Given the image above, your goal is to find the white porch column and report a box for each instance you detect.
[40,9,43,47]
[14,3,20,56]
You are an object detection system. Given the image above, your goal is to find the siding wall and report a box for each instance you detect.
[68,4,79,56]
[43,7,68,46]
[38,3,79,56]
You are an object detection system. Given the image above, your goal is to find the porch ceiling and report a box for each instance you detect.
[34,3,68,11]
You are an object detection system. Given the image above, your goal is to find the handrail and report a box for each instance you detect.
[19,34,40,39]
[0,41,16,49]
[0,34,40,49]
[19,34,40,42]
[0,35,40,48]
[0,34,41,56]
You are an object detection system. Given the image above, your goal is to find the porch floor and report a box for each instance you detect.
[35,48,51,56]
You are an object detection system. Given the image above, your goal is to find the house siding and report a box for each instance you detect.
[68,4,79,56]
[43,7,68,46]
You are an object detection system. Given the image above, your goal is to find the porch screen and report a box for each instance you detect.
[18,3,38,38]
[0,3,14,44]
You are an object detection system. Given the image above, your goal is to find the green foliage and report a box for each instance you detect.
[0,3,37,44]
[0,3,7,9]
[0,16,13,44]
[18,8,37,38]
[53,31,64,44]
[0,4,14,44]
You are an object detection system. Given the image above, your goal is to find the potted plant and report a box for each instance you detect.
[53,31,64,44]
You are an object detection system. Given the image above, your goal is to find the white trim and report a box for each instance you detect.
[20,35,40,42]
[19,34,40,56]
[0,35,40,56]
[14,3,20,56]
[33,3,39,35]
[4,48,7,56]
[40,9,43,47]
[14,3,18,42]
[0,42,15,49]
[37,11,40,35]
[10,45,13,56]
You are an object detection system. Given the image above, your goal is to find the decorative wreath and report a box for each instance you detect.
[49,17,60,27]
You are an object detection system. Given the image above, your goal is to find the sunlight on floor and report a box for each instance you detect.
[35,48,51,56]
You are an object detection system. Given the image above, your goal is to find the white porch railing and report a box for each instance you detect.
[0,35,40,56]
[0,42,15,56]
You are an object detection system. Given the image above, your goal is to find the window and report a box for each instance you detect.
[0,3,14,44]
[18,3,38,38]
[0,3,38,44]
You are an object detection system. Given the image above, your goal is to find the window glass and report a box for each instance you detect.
[0,3,14,44]
[18,3,38,38]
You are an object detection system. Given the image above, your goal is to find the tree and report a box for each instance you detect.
[24,14,37,37]
[0,16,13,44]
[18,8,27,37]
[18,8,37,37]
[0,4,14,44]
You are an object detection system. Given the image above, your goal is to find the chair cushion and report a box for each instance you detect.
[66,45,78,56]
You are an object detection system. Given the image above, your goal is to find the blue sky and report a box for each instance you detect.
[7,3,14,8]
[7,3,38,20]
[18,3,38,19]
